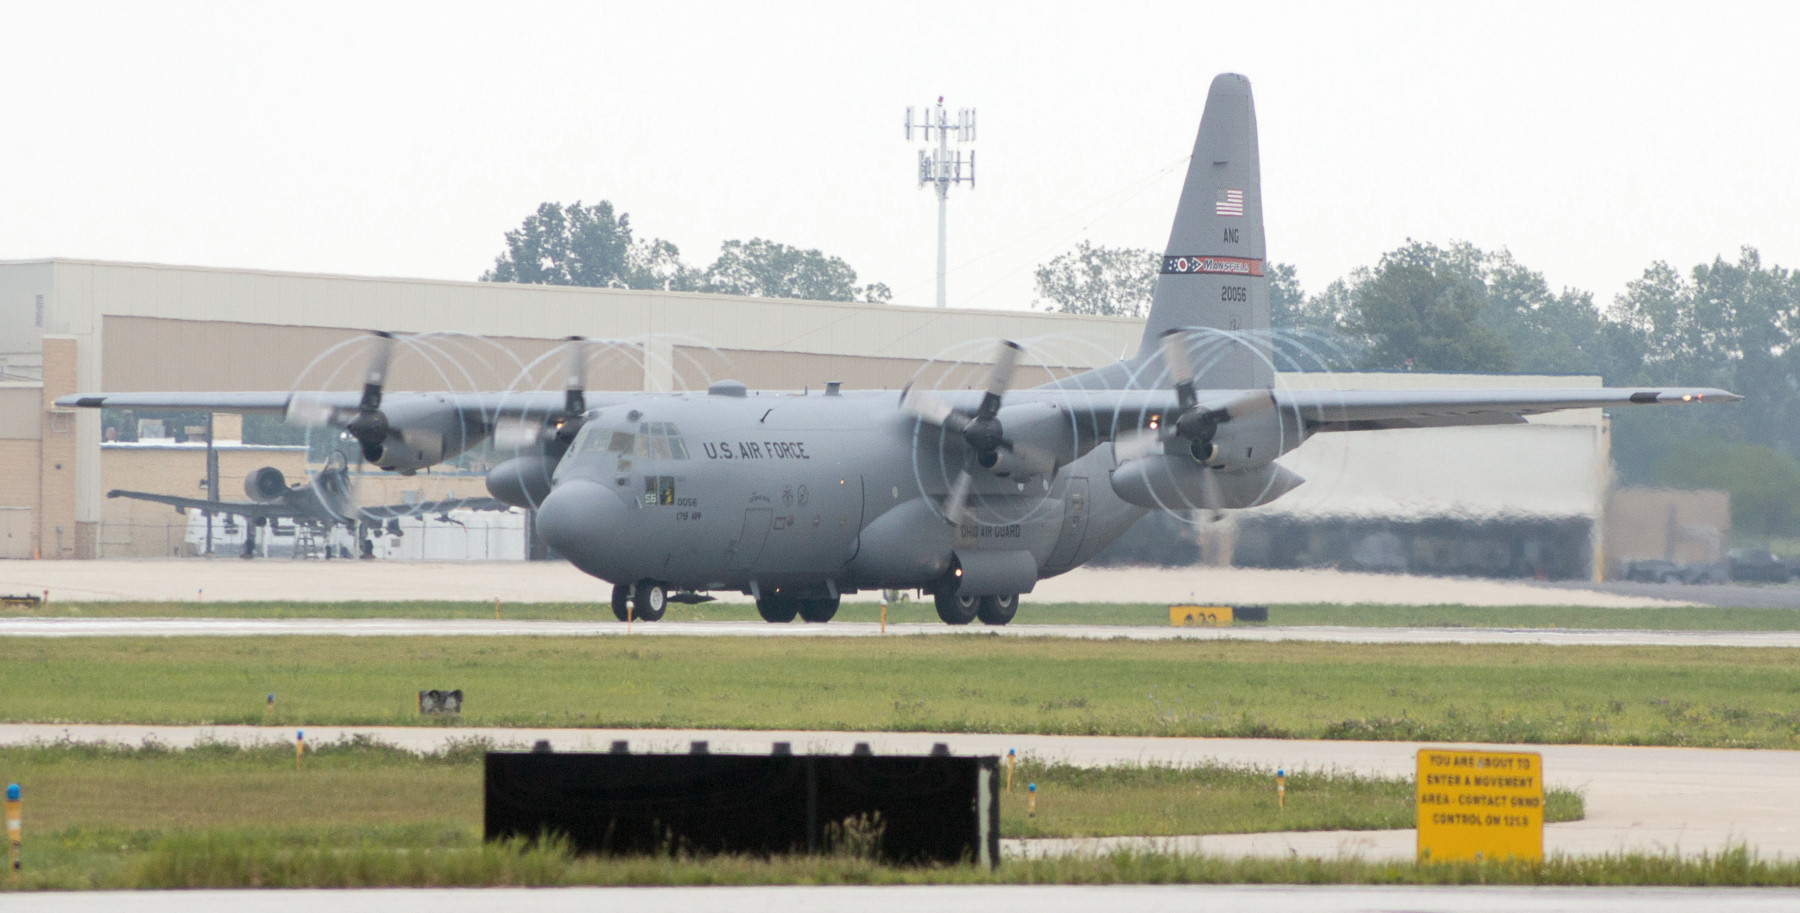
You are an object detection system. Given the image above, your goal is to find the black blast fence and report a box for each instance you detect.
[485,750,1000,866]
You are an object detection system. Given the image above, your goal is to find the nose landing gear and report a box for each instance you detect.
[611,580,668,622]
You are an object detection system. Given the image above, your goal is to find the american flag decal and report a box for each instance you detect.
[1215,189,1244,217]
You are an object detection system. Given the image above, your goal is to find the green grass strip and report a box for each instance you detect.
[12,833,1796,890]
[5,636,1800,748]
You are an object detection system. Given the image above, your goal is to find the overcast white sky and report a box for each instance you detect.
[5,1,1797,317]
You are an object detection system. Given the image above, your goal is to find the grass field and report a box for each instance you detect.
[5,636,1799,748]
[0,739,1580,890]
[26,832,1800,890]
[10,598,1800,630]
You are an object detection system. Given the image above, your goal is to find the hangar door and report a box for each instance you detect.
[0,507,32,559]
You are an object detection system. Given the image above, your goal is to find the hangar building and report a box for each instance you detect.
[1,258,1616,577]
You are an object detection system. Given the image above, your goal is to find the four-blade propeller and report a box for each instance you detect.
[902,339,1058,524]
[285,330,398,464]
[493,335,589,453]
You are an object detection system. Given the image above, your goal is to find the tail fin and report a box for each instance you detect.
[1137,73,1271,389]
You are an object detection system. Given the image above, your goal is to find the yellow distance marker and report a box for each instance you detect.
[1169,605,1233,626]
[1416,748,1543,862]
[295,730,305,770]
[1277,768,1286,809]
[1026,782,1036,818]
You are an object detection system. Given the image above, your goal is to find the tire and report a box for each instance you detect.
[798,596,840,623]
[976,593,1018,626]
[611,583,631,622]
[934,590,979,625]
[757,592,799,623]
[631,580,667,621]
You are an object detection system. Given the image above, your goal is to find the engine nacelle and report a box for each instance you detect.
[360,399,487,473]
[486,455,557,509]
[244,466,289,502]
[1110,455,1304,511]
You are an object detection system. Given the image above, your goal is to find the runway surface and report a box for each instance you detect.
[10,885,1800,913]
[7,723,1799,862]
[0,559,1701,608]
[7,615,1800,647]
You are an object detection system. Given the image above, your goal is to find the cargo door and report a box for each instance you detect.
[726,508,772,572]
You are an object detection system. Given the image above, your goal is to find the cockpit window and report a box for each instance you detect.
[607,431,634,454]
[633,421,690,461]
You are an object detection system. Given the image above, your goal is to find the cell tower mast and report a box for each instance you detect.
[906,98,975,309]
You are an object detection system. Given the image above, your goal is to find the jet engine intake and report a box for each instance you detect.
[244,467,288,502]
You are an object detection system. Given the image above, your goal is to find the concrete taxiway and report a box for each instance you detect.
[0,559,1700,608]
[7,615,1800,648]
[6,723,1798,862]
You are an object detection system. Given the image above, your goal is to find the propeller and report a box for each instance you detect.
[902,340,1058,524]
[1154,329,1276,463]
[285,331,396,464]
[493,336,589,453]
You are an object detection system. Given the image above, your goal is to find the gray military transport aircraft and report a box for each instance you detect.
[59,74,1739,625]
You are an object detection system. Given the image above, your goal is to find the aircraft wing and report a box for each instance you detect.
[106,489,285,520]
[62,392,308,414]
[58,390,605,418]
[1009,383,1739,433]
[356,497,514,521]
[1271,386,1740,432]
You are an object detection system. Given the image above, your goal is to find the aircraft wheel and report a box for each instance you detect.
[611,583,631,622]
[934,591,979,625]
[798,596,839,624]
[977,594,1018,626]
[757,592,799,623]
[631,580,668,621]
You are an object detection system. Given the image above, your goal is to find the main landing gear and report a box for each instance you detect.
[755,589,839,624]
[934,591,1018,626]
[611,580,668,622]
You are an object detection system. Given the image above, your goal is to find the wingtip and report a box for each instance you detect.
[1661,390,1744,404]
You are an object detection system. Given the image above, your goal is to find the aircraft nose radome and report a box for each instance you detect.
[536,481,629,577]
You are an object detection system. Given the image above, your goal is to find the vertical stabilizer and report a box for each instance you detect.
[1137,73,1271,389]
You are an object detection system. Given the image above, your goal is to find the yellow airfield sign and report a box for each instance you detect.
[1416,748,1543,862]
[1169,605,1233,626]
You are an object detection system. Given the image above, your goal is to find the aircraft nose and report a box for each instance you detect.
[536,480,630,577]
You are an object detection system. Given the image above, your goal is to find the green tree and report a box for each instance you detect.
[1345,241,1512,372]
[700,238,890,303]
[1033,242,1160,317]
[1657,442,1800,539]
[481,201,696,290]
[1607,247,1798,481]
[1476,248,1606,375]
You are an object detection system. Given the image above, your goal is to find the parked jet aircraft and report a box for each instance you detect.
[107,449,511,558]
[60,74,1739,624]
